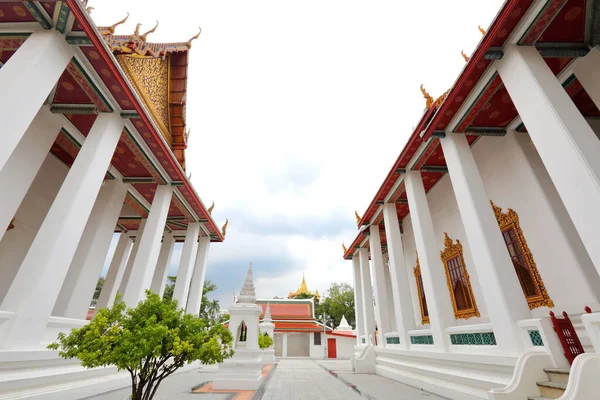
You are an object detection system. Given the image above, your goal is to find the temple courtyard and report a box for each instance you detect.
[81,359,443,400]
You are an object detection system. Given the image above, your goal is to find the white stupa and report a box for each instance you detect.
[259,302,276,365]
[212,264,264,390]
[335,315,354,332]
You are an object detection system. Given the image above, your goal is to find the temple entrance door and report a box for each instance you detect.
[274,333,283,357]
[327,338,337,358]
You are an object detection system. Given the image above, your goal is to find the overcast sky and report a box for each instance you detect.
[95,0,504,308]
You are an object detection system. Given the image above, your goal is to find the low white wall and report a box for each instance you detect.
[328,335,355,359]
[309,332,324,359]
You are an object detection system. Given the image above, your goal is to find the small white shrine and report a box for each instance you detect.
[259,302,276,365]
[212,264,264,390]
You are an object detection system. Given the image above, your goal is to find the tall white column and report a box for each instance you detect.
[172,223,201,309]
[368,225,392,346]
[0,31,73,172]
[441,133,530,353]
[404,171,453,350]
[352,256,366,345]
[382,203,415,349]
[118,221,147,295]
[54,180,128,319]
[121,185,173,307]
[150,232,175,297]
[383,258,397,332]
[0,107,62,241]
[96,232,133,311]
[0,113,124,349]
[498,44,600,278]
[186,237,211,315]
[359,248,376,345]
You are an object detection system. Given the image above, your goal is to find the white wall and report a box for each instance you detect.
[327,335,355,359]
[0,155,68,303]
[399,132,600,331]
[309,331,325,358]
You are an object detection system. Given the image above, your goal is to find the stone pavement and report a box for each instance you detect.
[83,358,446,400]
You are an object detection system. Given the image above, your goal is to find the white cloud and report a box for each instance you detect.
[92,0,504,307]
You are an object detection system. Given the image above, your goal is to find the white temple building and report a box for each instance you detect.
[0,2,224,398]
[344,1,600,399]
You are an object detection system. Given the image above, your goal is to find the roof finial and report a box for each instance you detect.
[186,27,202,49]
[420,84,434,108]
[221,218,228,237]
[342,243,348,253]
[133,22,142,40]
[478,25,487,36]
[355,210,361,224]
[208,201,215,214]
[140,21,159,41]
[107,13,129,34]
[86,6,94,13]
[461,50,470,62]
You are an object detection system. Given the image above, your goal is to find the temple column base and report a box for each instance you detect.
[212,349,264,390]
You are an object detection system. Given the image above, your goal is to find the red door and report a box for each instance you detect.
[327,338,337,358]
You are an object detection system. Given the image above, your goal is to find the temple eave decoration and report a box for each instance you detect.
[98,21,200,171]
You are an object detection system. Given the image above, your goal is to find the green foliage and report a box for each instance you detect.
[258,332,273,349]
[90,277,105,306]
[48,291,233,400]
[162,275,177,301]
[314,282,355,328]
[164,278,220,322]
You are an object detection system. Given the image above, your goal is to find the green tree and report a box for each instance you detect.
[315,282,355,328]
[258,332,273,349]
[90,277,105,306]
[162,275,177,301]
[48,291,233,400]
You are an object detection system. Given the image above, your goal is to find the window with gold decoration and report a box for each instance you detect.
[413,257,429,325]
[491,202,553,309]
[440,233,480,319]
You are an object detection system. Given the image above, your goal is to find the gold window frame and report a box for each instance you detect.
[491,202,553,309]
[440,233,480,320]
[413,257,430,325]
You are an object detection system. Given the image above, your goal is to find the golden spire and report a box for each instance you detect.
[107,13,129,34]
[208,202,215,214]
[342,243,348,253]
[140,21,159,41]
[461,50,470,62]
[186,27,202,49]
[355,210,361,224]
[478,25,487,36]
[420,84,434,108]
[221,218,228,237]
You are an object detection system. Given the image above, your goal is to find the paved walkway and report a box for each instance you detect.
[83,358,446,400]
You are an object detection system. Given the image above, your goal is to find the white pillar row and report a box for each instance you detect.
[358,248,376,345]
[352,256,366,345]
[186,237,211,315]
[368,225,392,346]
[54,179,128,319]
[96,232,133,312]
[382,203,416,349]
[404,171,453,350]
[441,133,530,354]
[498,44,600,278]
[118,221,147,295]
[383,257,397,332]
[0,107,63,241]
[172,222,201,309]
[0,31,73,171]
[121,185,173,307]
[150,232,175,298]
[0,113,125,349]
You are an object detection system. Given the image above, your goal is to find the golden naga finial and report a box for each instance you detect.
[140,21,159,41]
[420,84,434,108]
[478,25,487,36]
[355,210,361,224]
[461,50,470,62]
[186,27,202,49]
[133,23,142,39]
[221,218,228,237]
[107,13,129,34]
[86,6,94,13]
[208,202,215,214]
[342,243,348,253]
[434,89,450,107]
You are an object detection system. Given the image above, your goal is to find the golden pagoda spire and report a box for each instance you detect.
[299,272,308,293]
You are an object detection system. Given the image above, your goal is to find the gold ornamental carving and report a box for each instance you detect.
[208,202,215,214]
[440,233,480,320]
[342,243,348,254]
[221,219,228,237]
[413,258,430,325]
[355,210,361,224]
[491,201,553,309]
